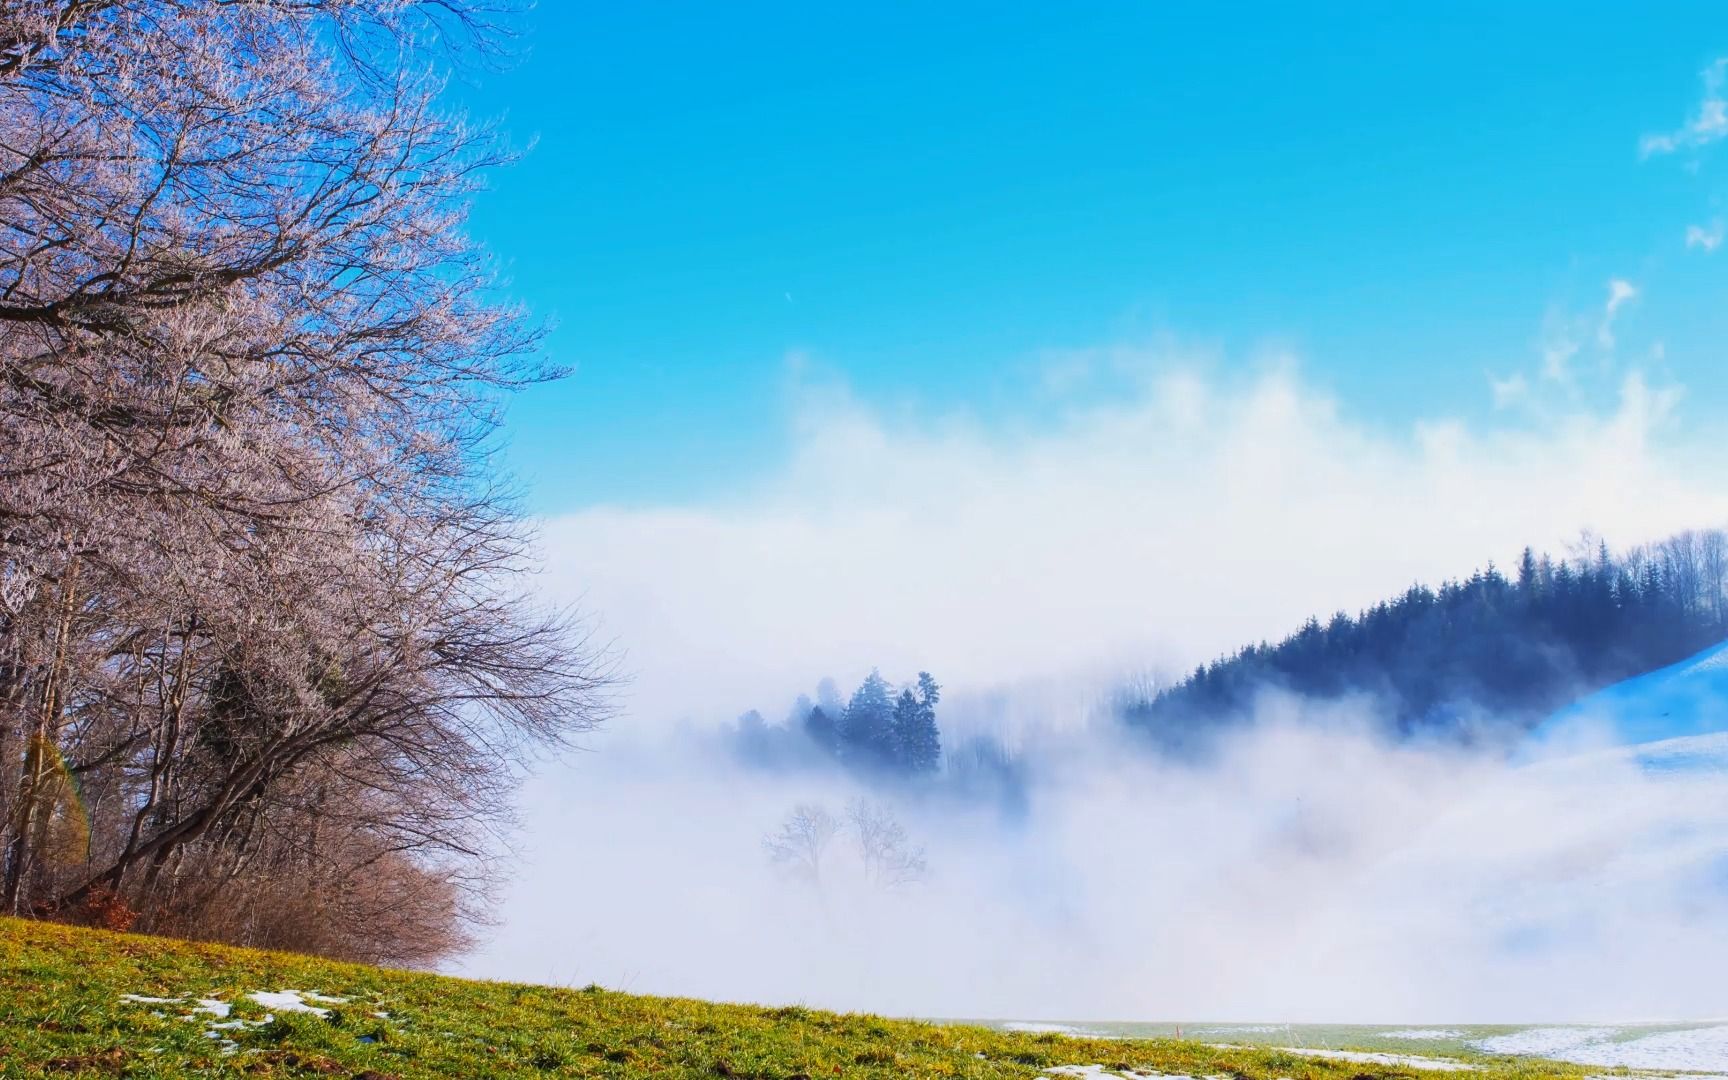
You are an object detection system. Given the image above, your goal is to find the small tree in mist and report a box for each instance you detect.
[815,677,847,722]
[803,705,841,757]
[735,710,771,761]
[762,803,841,886]
[845,799,927,889]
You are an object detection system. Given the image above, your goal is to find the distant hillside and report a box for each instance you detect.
[0,916,1569,1079]
[1125,528,1728,748]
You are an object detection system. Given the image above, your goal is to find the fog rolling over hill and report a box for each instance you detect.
[466,530,1728,1022]
[468,634,1728,1023]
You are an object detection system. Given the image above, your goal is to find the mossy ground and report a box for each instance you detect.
[0,916,1599,1079]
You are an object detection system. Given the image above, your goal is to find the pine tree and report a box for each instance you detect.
[803,705,840,758]
[815,677,845,719]
[890,672,942,774]
[735,709,769,762]
[840,669,896,768]
[891,690,920,770]
[1516,546,1539,595]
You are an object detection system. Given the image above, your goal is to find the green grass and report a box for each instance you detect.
[0,916,1597,1079]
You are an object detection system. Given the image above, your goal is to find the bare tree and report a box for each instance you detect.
[845,799,927,890]
[763,803,840,886]
[0,0,612,963]
[1659,531,1705,619]
[1702,530,1728,626]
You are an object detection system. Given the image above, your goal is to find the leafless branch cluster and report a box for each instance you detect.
[763,799,926,892]
[762,802,840,886]
[845,799,927,890]
[0,0,609,965]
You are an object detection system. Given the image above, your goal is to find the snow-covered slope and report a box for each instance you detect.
[1528,638,1728,755]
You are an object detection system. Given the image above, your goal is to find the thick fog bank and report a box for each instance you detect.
[537,366,1728,730]
[461,708,1728,1023]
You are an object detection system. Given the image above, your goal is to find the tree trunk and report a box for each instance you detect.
[2,557,80,913]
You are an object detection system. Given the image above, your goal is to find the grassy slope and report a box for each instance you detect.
[0,917,1593,1080]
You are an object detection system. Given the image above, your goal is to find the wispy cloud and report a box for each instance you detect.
[1539,337,1580,381]
[1597,278,1639,348]
[1539,307,1585,382]
[1687,219,1725,252]
[1641,58,1728,157]
[1489,372,1529,408]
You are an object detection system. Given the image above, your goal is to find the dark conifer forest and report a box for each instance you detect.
[1123,528,1728,747]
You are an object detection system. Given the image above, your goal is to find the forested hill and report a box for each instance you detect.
[1124,528,1728,746]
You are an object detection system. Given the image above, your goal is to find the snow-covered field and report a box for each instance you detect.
[1472,1025,1728,1072]
[1000,1022,1728,1074]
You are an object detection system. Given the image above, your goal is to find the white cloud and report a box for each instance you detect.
[1605,277,1638,315]
[536,355,1722,728]
[1640,57,1728,157]
[1489,371,1529,408]
[1687,220,1725,252]
[1540,327,1581,381]
[1597,278,1639,348]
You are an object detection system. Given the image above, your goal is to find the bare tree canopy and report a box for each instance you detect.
[845,799,926,890]
[764,800,926,894]
[763,803,840,886]
[0,0,609,965]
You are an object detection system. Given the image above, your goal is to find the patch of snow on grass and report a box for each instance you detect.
[247,990,339,1016]
[120,986,363,1054]
[1043,1067,1178,1079]
[300,991,349,1004]
[205,1034,241,1055]
[1266,1048,1475,1071]
[1382,1030,1468,1041]
[1006,1021,1101,1036]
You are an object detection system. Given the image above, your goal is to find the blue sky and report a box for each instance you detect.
[456,4,1728,512]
